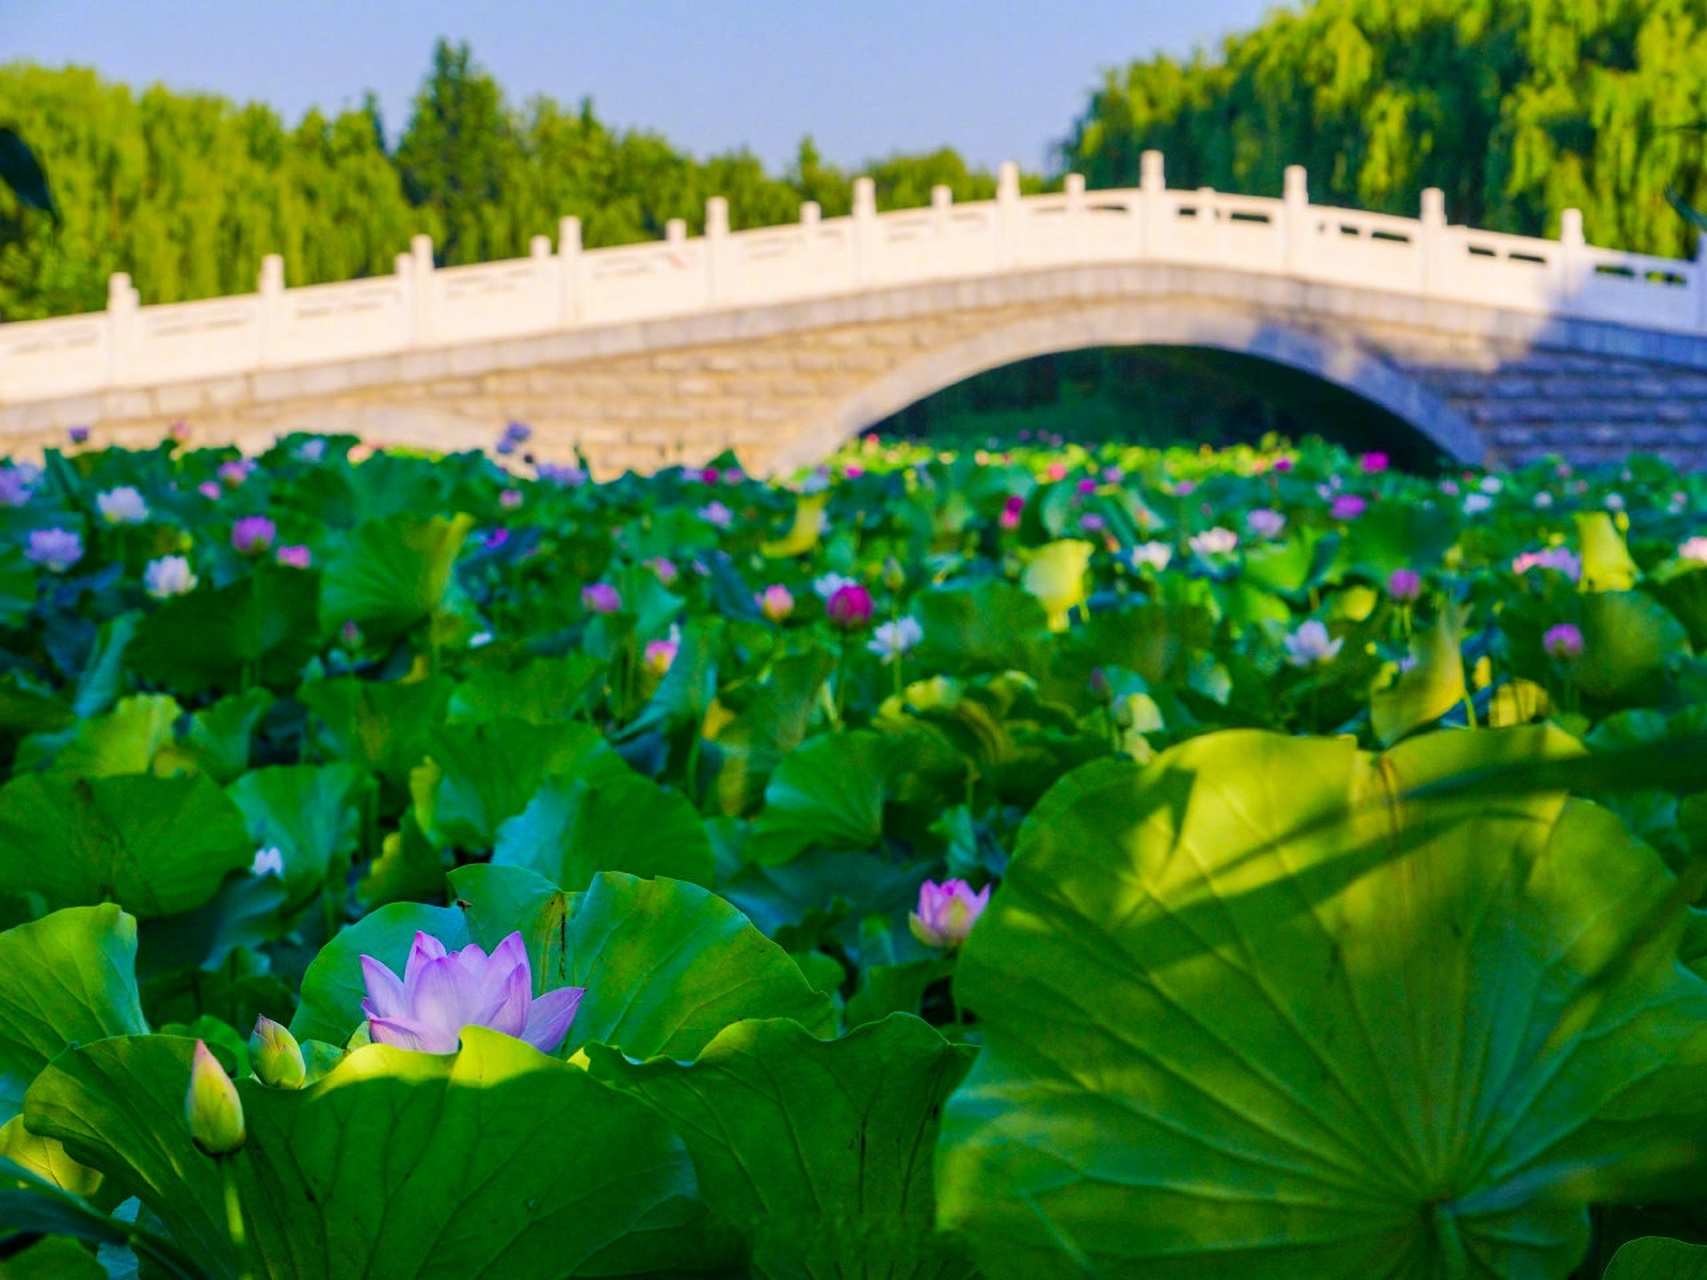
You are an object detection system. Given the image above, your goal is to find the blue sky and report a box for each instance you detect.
[2,1,1280,172]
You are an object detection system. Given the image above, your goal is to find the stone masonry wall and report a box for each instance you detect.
[7,267,1707,473]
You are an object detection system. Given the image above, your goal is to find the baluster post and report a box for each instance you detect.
[852,177,877,286]
[1558,207,1585,312]
[1282,164,1309,274]
[409,234,435,346]
[257,254,285,368]
[558,216,583,323]
[997,160,1021,267]
[705,196,730,303]
[1140,150,1167,257]
[1419,188,1446,294]
[106,272,137,387]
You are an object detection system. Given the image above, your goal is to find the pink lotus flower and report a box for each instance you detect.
[231,516,276,556]
[499,489,523,510]
[219,459,255,489]
[360,931,583,1055]
[198,481,223,501]
[582,583,621,614]
[1544,623,1584,660]
[1513,547,1582,582]
[1272,457,1294,472]
[910,879,990,949]
[276,544,312,569]
[826,582,874,631]
[644,632,680,676]
[1387,568,1423,603]
[647,557,679,586]
[1330,494,1368,521]
[1359,452,1390,474]
[1679,536,1707,564]
[844,465,865,480]
[757,584,795,621]
[1046,462,1068,482]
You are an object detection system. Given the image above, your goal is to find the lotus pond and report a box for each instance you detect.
[0,428,1706,1279]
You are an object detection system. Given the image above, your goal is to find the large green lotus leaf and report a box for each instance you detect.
[0,774,252,919]
[410,718,621,850]
[226,764,374,909]
[1605,1237,1707,1278]
[1652,564,1707,649]
[129,568,320,696]
[156,688,274,783]
[292,868,833,1059]
[0,1156,210,1280]
[746,730,894,865]
[936,727,1707,1280]
[1337,496,1458,579]
[1576,591,1691,702]
[1371,609,1466,746]
[913,580,1050,675]
[24,1028,704,1280]
[0,1234,109,1279]
[24,692,180,778]
[493,770,713,890]
[318,511,475,643]
[0,905,147,1122]
[591,1014,975,1279]
[708,649,836,816]
[298,674,453,784]
[446,654,607,725]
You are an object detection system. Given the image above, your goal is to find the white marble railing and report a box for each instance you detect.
[2,150,1701,405]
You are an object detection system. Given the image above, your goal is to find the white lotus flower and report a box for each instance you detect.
[143,555,198,599]
[1283,619,1343,667]
[868,616,923,663]
[96,486,149,525]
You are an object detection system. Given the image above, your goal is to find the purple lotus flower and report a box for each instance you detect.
[910,879,991,949]
[1246,508,1286,539]
[1544,623,1584,660]
[360,931,583,1055]
[0,465,38,508]
[232,516,276,556]
[68,426,90,445]
[495,421,533,456]
[275,544,312,569]
[1330,494,1368,521]
[1387,568,1423,603]
[26,528,83,573]
[537,461,588,487]
[198,481,223,501]
[582,583,622,614]
[1360,452,1390,474]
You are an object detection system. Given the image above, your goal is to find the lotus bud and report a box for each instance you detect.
[185,1040,245,1156]
[249,1016,307,1089]
[882,556,906,593]
[909,879,991,949]
[825,583,874,631]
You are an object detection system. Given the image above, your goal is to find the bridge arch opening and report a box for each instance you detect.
[770,301,1486,474]
[865,346,1453,471]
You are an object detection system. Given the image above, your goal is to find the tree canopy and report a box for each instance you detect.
[1063,0,1707,258]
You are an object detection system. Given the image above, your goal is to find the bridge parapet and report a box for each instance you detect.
[3,152,1701,408]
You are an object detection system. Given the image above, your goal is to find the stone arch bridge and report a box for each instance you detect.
[5,154,1707,473]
